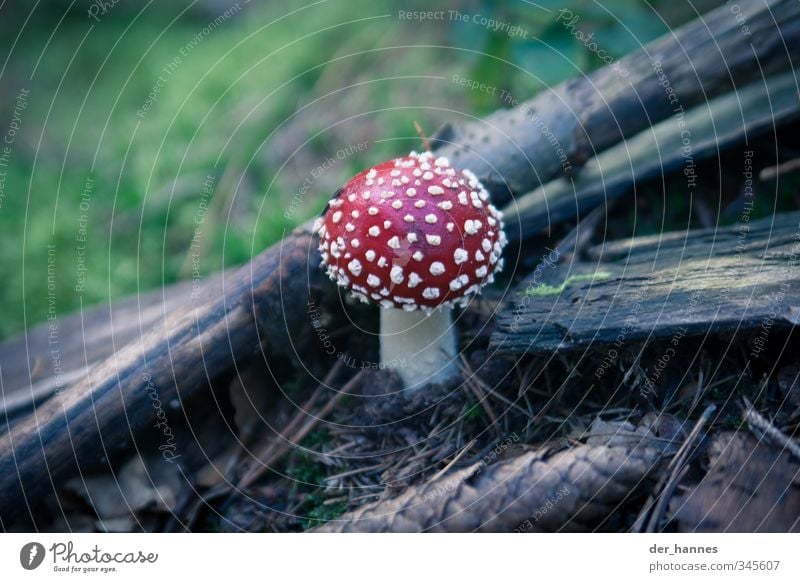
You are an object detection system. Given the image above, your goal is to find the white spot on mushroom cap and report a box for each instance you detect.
[345,223,355,232]
[348,259,362,276]
[422,171,434,181]
[475,265,488,278]
[413,251,424,261]
[406,187,416,197]
[427,185,444,196]
[425,214,437,224]
[391,200,403,209]
[388,236,401,249]
[464,220,479,235]
[429,261,445,275]
[482,238,492,252]
[365,249,376,262]
[414,200,425,208]
[407,272,422,288]
[407,232,418,243]
[454,248,468,264]
[383,220,391,229]
[377,256,388,267]
[422,287,440,299]
[332,211,343,223]
[390,266,404,284]
[351,238,360,248]
[368,225,380,237]
[426,234,441,246]
[404,214,415,223]
[368,206,378,215]
[367,274,381,287]
[449,274,469,291]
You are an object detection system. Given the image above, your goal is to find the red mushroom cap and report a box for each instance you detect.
[313,151,507,312]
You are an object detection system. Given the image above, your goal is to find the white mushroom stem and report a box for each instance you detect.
[379,308,458,391]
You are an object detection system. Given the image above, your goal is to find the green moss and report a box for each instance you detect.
[521,271,612,297]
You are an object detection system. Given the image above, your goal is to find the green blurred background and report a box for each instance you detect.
[0,0,722,339]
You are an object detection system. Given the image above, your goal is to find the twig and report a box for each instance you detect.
[238,370,363,489]
[759,157,800,181]
[429,439,476,482]
[632,404,716,532]
[742,397,800,463]
[414,121,431,152]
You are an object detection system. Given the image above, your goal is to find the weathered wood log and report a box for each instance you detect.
[502,72,800,240]
[316,423,669,532]
[491,211,800,354]
[0,275,229,425]
[434,0,800,208]
[0,224,322,526]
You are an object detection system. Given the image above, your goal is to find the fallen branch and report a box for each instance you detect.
[0,224,323,526]
[434,0,800,208]
[502,72,800,239]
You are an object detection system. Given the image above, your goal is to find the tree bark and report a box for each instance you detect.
[433,0,800,207]
[0,224,322,526]
[491,211,800,354]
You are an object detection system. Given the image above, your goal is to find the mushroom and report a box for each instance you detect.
[313,151,507,391]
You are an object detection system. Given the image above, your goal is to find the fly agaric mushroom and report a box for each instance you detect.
[313,151,506,390]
